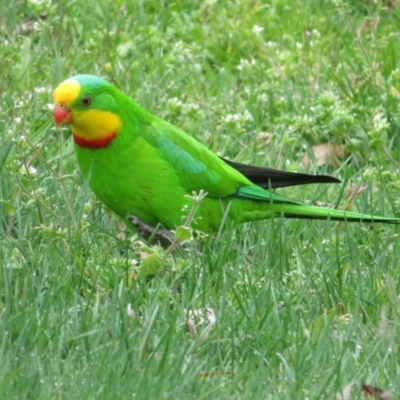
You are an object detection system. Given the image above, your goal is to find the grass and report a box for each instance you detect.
[1,0,400,398]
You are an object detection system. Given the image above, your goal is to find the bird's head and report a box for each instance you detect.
[53,74,122,148]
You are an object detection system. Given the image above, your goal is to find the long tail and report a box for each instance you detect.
[277,203,400,224]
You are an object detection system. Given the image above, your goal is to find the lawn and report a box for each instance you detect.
[1,0,400,398]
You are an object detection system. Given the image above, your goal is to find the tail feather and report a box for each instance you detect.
[278,204,400,224]
[221,157,341,189]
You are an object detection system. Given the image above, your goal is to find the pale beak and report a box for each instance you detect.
[54,103,73,125]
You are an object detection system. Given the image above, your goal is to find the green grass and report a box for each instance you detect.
[1,0,400,398]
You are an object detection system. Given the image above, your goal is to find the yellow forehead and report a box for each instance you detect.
[53,79,81,104]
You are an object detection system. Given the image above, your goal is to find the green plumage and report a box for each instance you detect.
[58,75,400,231]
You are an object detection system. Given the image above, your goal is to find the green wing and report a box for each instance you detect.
[142,118,253,198]
[141,117,307,206]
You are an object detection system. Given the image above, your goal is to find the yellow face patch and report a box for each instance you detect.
[53,79,81,104]
[72,109,122,141]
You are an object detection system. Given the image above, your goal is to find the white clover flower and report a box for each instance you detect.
[389,68,400,80]
[242,109,253,122]
[127,303,136,318]
[237,58,256,71]
[168,97,183,108]
[265,41,278,48]
[252,25,264,36]
[300,114,312,124]
[312,29,321,37]
[362,167,374,179]
[84,202,92,213]
[225,114,240,123]
[28,0,51,8]
[257,93,269,103]
[34,87,48,94]
[373,113,389,132]
[237,59,247,71]
[27,166,38,175]
[185,103,200,112]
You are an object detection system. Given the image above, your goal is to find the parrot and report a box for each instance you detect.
[52,74,400,232]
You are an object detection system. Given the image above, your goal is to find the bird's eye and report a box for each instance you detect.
[81,96,92,107]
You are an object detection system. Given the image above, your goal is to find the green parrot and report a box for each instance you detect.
[53,74,400,231]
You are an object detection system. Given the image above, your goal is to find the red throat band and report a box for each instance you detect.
[73,132,117,149]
